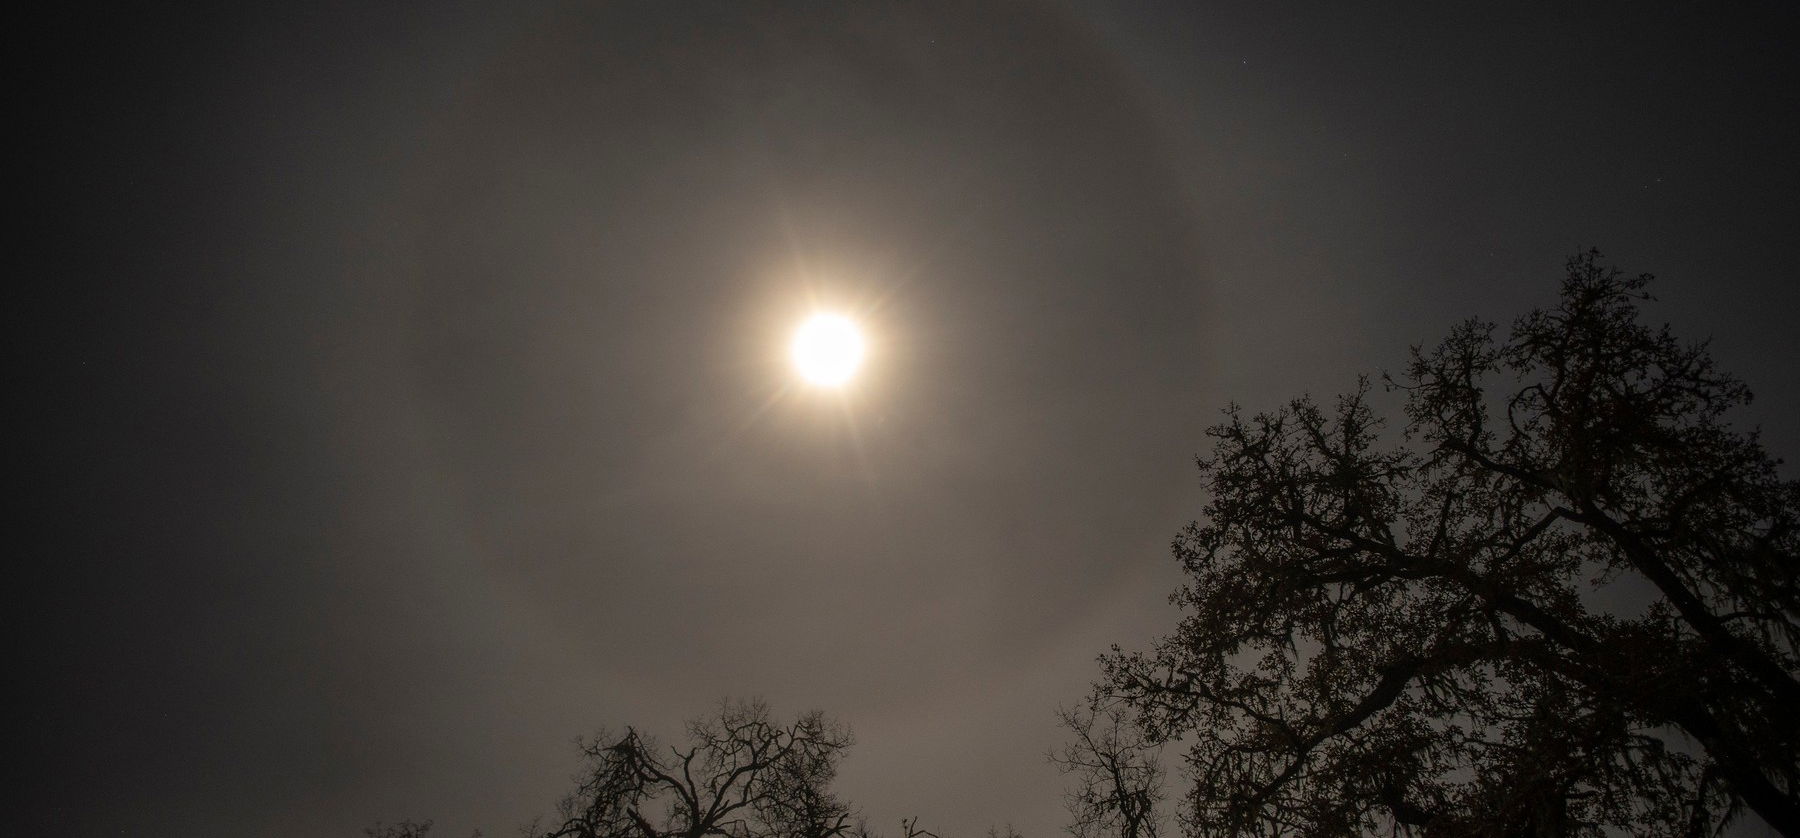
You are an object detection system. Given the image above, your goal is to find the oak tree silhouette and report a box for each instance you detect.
[1088,253,1799,837]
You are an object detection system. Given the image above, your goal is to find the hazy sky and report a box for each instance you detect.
[29,2,1798,835]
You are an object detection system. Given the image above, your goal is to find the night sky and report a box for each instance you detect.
[27,3,1799,835]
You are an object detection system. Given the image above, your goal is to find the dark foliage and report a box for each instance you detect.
[1094,253,1799,837]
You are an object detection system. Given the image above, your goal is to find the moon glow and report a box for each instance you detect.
[790,313,866,387]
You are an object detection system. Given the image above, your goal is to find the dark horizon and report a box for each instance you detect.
[24,3,1799,835]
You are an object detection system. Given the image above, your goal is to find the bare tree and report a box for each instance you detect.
[1051,703,1164,838]
[544,699,857,838]
[366,704,973,838]
[900,817,941,838]
[848,814,946,838]
[367,821,438,838]
[1095,253,1799,837]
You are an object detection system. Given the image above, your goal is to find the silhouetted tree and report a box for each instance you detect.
[366,701,975,838]
[1092,253,1799,837]
[1051,703,1165,838]
[543,699,857,838]
[855,815,951,838]
[900,816,940,838]
[367,820,480,838]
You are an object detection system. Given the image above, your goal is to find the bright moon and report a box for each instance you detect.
[790,313,865,387]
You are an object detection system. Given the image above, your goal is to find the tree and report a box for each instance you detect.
[364,818,483,838]
[1051,703,1165,838]
[366,820,442,838]
[368,700,983,838]
[542,699,858,838]
[1091,253,1799,837]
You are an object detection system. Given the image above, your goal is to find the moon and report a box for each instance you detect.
[790,313,866,387]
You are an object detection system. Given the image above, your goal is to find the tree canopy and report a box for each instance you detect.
[1092,253,1799,837]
